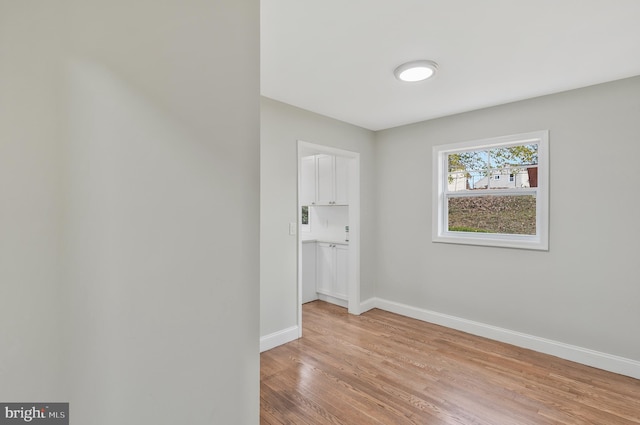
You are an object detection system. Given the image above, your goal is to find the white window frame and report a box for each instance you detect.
[432,130,549,251]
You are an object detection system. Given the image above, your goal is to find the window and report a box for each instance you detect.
[300,206,310,232]
[432,130,549,250]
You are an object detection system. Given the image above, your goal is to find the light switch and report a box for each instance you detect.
[289,222,297,235]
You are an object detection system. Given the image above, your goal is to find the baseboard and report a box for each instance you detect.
[369,297,640,380]
[260,325,299,353]
[317,293,348,308]
[359,297,377,314]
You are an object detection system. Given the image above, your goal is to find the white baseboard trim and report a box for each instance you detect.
[260,325,299,353]
[369,297,640,380]
[359,297,377,314]
[317,293,348,308]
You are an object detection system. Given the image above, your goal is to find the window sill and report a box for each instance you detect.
[433,232,548,251]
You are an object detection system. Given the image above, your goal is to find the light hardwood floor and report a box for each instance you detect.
[261,301,640,424]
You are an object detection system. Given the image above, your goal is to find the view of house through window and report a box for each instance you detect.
[433,131,549,250]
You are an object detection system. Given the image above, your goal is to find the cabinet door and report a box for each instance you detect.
[315,242,334,295]
[334,244,349,299]
[334,156,349,205]
[300,156,316,206]
[315,154,334,205]
[301,242,318,303]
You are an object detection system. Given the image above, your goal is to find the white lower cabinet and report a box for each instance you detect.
[316,242,348,300]
[301,242,318,303]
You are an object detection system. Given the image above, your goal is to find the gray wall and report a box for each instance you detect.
[1,1,259,424]
[375,76,640,361]
[260,97,376,337]
[0,2,66,400]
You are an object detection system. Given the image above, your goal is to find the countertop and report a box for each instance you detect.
[302,238,349,245]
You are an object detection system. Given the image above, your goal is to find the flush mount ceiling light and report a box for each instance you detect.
[394,60,438,82]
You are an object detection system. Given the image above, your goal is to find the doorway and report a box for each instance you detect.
[297,141,361,337]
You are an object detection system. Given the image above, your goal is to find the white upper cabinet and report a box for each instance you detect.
[334,156,349,205]
[300,156,317,206]
[303,154,349,206]
[315,154,334,205]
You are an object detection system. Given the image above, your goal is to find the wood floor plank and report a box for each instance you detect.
[261,301,640,424]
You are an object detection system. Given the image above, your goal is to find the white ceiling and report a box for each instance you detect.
[261,0,640,131]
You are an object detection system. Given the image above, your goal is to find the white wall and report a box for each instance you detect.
[306,206,350,242]
[375,76,640,363]
[0,2,66,399]
[260,97,375,338]
[1,2,259,424]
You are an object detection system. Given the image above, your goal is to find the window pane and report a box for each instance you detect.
[448,195,536,235]
[448,151,486,172]
[447,144,539,191]
[466,170,486,190]
[489,144,538,168]
[449,168,536,191]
